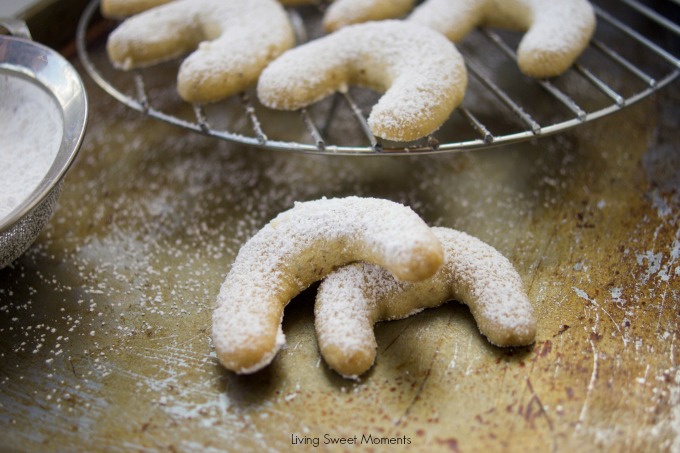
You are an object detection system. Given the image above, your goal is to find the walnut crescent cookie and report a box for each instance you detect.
[323,0,417,32]
[106,0,296,104]
[409,0,596,78]
[315,227,536,379]
[211,197,444,375]
[257,21,467,142]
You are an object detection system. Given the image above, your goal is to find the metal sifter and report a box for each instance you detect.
[0,19,88,269]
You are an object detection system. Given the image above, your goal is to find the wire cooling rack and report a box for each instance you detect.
[76,0,679,155]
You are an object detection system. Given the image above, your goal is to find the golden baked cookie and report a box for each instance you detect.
[211,197,443,374]
[315,227,536,379]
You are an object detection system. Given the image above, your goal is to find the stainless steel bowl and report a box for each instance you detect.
[0,20,88,269]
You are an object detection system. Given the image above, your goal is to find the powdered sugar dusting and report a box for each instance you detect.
[315,226,535,377]
[257,20,467,142]
[409,0,595,77]
[437,227,535,345]
[211,196,443,373]
[107,0,295,103]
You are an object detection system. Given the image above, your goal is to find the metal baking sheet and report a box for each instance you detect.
[1,3,679,452]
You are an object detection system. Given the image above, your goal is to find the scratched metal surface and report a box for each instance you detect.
[1,10,680,453]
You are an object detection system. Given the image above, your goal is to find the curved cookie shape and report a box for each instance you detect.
[409,0,596,78]
[257,20,467,142]
[323,0,417,32]
[106,0,295,103]
[212,197,443,374]
[315,227,536,379]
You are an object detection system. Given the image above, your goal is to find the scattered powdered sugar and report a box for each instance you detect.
[0,74,63,220]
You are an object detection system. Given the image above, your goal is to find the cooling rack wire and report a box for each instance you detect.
[77,0,680,156]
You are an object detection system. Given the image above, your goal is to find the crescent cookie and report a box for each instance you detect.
[211,197,444,374]
[257,20,467,142]
[106,0,296,104]
[315,227,536,379]
[409,0,596,78]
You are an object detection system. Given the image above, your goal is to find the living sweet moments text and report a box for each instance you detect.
[291,433,412,447]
